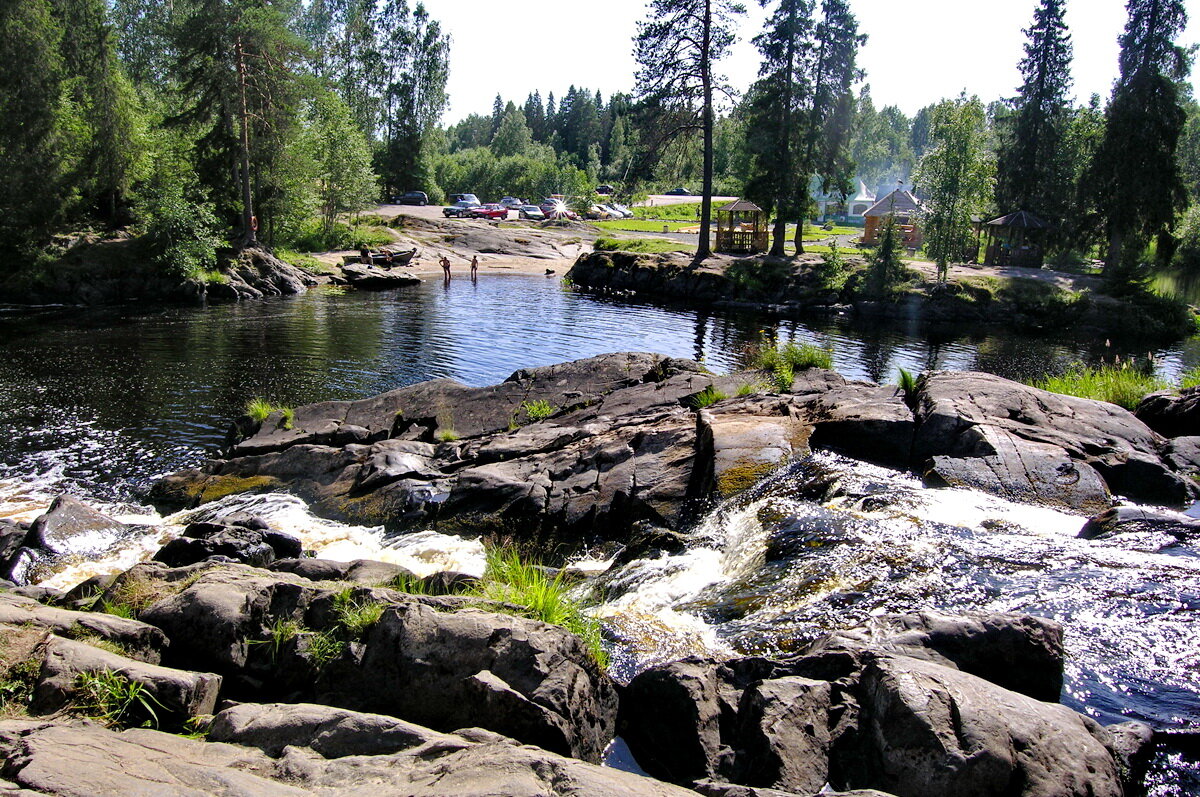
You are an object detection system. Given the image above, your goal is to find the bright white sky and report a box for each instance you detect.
[421,0,1199,125]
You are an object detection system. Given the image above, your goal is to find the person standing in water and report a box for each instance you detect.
[470,255,478,281]
[440,255,451,281]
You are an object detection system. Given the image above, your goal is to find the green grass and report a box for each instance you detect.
[378,571,431,594]
[276,249,334,274]
[246,398,293,429]
[248,618,303,664]
[594,236,689,254]
[735,381,760,397]
[436,429,460,442]
[690,385,728,408]
[1181,368,1200,390]
[332,590,387,636]
[753,341,834,372]
[74,669,163,729]
[473,548,608,667]
[632,202,702,221]
[306,630,345,668]
[1032,363,1169,410]
[593,219,693,233]
[521,399,556,422]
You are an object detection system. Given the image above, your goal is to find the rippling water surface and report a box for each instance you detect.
[1,276,1198,792]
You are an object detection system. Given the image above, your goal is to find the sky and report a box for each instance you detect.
[421,0,1200,125]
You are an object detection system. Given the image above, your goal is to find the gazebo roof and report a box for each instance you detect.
[717,199,763,213]
[864,189,925,218]
[987,210,1049,229]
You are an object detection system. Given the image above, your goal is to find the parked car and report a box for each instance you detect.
[467,204,509,220]
[448,193,480,205]
[600,204,632,219]
[518,205,546,220]
[443,200,481,218]
[596,184,614,195]
[665,187,691,196]
[607,203,634,218]
[499,197,525,209]
[395,191,428,206]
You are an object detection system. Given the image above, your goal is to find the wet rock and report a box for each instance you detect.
[153,519,301,568]
[734,677,830,793]
[1135,387,1200,438]
[914,371,1192,510]
[1105,720,1154,795]
[792,375,915,470]
[843,653,1121,797]
[25,496,126,558]
[613,522,690,565]
[0,593,167,664]
[31,636,221,724]
[0,523,26,582]
[810,610,1065,702]
[0,712,699,796]
[620,657,724,783]
[340,264,420,290]
[269,557,417,585]
[697,397,811,497]
[1079,505,1200,542]
[1163,435,1200,475]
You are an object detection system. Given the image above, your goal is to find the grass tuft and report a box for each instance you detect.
[522,399,556,422]
[752,340,834,373]
[690,385,728,408]
[73,669,163,728]
[332,590,386,637]
[1032,362,1168,410]
[1180,368,1200,390]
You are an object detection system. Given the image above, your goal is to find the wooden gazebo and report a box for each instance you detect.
[715,199,769,254]
[983,210,1049,267]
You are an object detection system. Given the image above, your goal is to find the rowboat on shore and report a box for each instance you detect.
[341,247,418,267]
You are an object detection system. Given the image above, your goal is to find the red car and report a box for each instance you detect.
[467,204,508,220]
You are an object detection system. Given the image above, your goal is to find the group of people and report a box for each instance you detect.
[439,254,478,282]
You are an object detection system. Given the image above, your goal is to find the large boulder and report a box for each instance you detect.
[1135,387,1200,438]
[1079,505,1200,542]
[153,518,302,568]
[340,264,420,291]
[620,658,725,783]
[913,371,1193,509]
[809,611,1065,702]
[733,676,831,793]
[24,496,129,558]
[0,711,699,797]
[0,593,168,664]
[842,653,1122,797]
[31,636,221,725]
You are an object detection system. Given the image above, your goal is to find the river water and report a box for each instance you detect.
[1,276,1197,792]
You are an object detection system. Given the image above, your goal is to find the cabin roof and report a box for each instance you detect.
[864,189,925,218]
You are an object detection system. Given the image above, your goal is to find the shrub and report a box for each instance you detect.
[813,244,848,291]
[1181,368,1200,390]
[522,399,556,422]
[753,341,834,372]
[690,385,728,408]
[1032,362,1168,410]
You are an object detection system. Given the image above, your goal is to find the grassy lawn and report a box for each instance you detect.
[593,218,694,233]
[633,202,703,221]
[594,236,693,254]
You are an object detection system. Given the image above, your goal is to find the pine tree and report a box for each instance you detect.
[868,212,906,296]
[635,0,744,260]
[914,96,995,282]
[1084,0,1190,282]
[996,0,1073,239]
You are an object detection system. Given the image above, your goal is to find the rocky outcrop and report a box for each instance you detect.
[0,710,697,796]
[340,264,421,290]
[1078,505,1200,542]
[0,594,168,664]
[1136,387,1200,439]
[126,563,616,762]
[619,612,1130,797]
[153,516,302,568]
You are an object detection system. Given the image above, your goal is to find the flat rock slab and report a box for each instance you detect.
[0,593,167,664]
[341,265,420,290]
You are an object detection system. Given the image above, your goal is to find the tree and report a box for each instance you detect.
[306,92,378,237]
[914,96,995,282]
[492,106,533,157]
[995,0,1073,240]
[635,0,745,260]
[1084,0,1190,282]
[868,212,906,296]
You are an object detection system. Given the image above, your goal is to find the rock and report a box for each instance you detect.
[914,371,1193,510]
[810,610,1065,702]
[1163,435,1200,475]
[692,783,896,797]
[1105,720,1155,794]
[734,677,830,793]
[1135,387,1200,438]
[0,592,168,664]
[697,398,811,497]
[418,570,479,594]
[153,519,302,568]
[791,374,915,470]
[269,558,417,585]
[0,712,699,796]
[842,653,1122,797]
[0,523,26,582]
[620,658,724,783]
[341,264,421,290]
[25,496,128,558]
[32,636,221,724]
[1079,505,1200,542]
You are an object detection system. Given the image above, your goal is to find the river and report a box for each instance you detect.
[1,276,1197,793]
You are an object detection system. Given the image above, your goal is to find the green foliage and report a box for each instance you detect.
[813,244,848,291]
[690,385,728,408]
[474,548,607,667]
[306,630,345,668]
[1180,368,1200,390]
[735,381,760,397]
[0,658,40,714]
[249,618,302,664]
[378,571,431,595]
[896,367,918,407]
[332,590,387,637]
[593,236,687,254]
[1032,362,1168,410]
[1172,205,1200,274]
[73,669,163,728]
[245,398,293,429]
[632,202,703,221]
[866,214,911,296]
[135,174,223,280]
[754,340,835,373]
[436,429,460,442]
[303,92,380,237]
[521,399,556,422]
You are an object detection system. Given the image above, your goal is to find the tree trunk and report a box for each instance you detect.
[236,38,258,249]
[696,0,714,262]
[770,2,798,259]
[1106,228,1124,273]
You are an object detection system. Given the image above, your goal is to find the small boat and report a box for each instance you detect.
[341,248,418,267]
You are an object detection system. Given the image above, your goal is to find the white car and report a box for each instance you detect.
[499,197,525,209]
[601,204,633,219]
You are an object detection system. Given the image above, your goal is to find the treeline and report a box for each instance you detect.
[0,0,450,275]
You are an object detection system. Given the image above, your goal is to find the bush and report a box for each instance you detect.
[812,244,848,291]
[137,182,223,280]
[1173,206,1200,274]
[521,399,556,422]
[753,340,834,372]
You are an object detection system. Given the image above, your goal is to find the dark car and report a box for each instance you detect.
[596,184,614,195]
[467,204,508,220]
[665,187,691,196]
[395,191,428,206]
[443,200,481,218]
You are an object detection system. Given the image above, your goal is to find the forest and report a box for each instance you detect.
[0,0,1197,288]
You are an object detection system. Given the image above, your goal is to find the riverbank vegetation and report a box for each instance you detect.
[1032,362,1200,409]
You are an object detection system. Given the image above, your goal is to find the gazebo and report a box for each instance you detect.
[715,199,769,254]
[982,210,1049,267]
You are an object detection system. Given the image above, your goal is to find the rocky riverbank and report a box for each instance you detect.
[0,546,1156,796]
[142,352,1198,558]
[566,251,1197,341]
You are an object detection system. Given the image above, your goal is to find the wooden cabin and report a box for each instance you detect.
[715,199,769,254]
[861,189,926,249]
